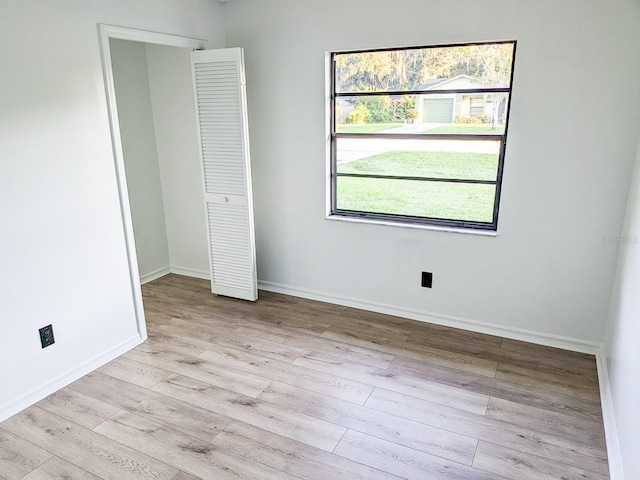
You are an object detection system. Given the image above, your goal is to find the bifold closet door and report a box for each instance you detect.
[191,48,257,301]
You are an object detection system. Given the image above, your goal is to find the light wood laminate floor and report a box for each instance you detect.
[1,274,609,479]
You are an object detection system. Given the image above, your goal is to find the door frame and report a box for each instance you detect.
[98,24,208,340]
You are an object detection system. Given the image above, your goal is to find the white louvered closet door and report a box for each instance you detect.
[191,48,257,301]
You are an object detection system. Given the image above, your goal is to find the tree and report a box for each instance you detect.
[474,44,513,129]
[335,44,512,94]
[335,43,514,128]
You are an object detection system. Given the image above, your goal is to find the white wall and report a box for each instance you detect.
[0,0,224,421]
[111,39,170,279]
[221,0,640,345]
[603,140,640,479]
[109,40,210,282]
[146,44,210,278]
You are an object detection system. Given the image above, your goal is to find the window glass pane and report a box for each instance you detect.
[336,94,509,135]
[336,177,496,223]
[336,137,500,181]
[335,43,514,94]
[335,94,415,132]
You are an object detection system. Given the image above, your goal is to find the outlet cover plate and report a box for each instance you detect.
[39,325,55,348]
[421,271,433,288]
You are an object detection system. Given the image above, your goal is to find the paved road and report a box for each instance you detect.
[337,123,500,163]
[337,139,500,162]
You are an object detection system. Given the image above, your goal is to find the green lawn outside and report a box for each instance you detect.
[337,150,498,222]
[425,124,505,134]
[338,150,498,181]
[336,122,403,134]
[337,176,495,222]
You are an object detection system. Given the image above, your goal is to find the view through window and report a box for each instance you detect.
[329,41,516,230]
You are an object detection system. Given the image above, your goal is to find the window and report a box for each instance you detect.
[329,41,516,231]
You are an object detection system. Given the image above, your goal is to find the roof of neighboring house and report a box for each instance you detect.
[336,97,355,106]
[418,75,481,91]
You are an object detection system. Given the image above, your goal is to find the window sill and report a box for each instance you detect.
[325,214,498,237]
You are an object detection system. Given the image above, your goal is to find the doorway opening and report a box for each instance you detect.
[99,25,209,340]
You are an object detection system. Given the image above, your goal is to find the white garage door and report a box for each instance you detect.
[422,98,454,123]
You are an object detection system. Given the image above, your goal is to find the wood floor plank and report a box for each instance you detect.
[323,320,411,343]
[408,322,504,350]
[151,288,333,336]
[21,456,101,480]
[94,410,298,480]
[152,373,347,452]
[258,381,478,465]
[1,406,177,480]
[145,308,246,335]
[389,355,603,420]
[70,372,231,443]
[334,429,508,480]
[257,289,346,316]
[142,331,213,358]
[151,326,307,364]
[170,472,200,480]
[197,345,374,404]
[211,420,403,480]
[408,328,598,379]
[500,338,596,364]
[386,342,499,377]
[366,388,609,476]
[0,427,52,480]
[123,344,272,398]
[294,350,490,414]
[331,311,416,337]
[200,330,308,364]
[97,355,173,389]
[36,388,120,429]
[473,441,609,480]
[485,396,607,449]
[321,325,408,350]
[494,361,601,399]
[236,323,396,369]
[322,326,499,377]
[143,291,250,325]
[340,307,418,328]
[250,307,334,336]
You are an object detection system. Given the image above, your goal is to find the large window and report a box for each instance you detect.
[329,41,516,231]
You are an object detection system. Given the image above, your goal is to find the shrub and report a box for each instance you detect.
[395,95,416,120]
[355,96,393,123]
[454,115,486,124]
[347,104,371,124]
[406,108,419,120]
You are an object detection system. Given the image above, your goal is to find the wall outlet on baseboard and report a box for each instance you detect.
[39,325,55,348]
[421,271,433,288]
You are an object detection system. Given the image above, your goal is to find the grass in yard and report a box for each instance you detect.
[426,124,505,134]
[336,122,403,134]
[338,150,498,181]
[337,150,498,222]
[337,176,495,222]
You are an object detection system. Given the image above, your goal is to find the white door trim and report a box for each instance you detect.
[98,24,208,340]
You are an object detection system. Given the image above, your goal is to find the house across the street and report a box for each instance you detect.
[414,75,507,123]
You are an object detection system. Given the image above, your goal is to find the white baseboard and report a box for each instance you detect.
[0,334,143,423]
[257,280,601,355]
[170,266,210,280]
[140,266,171,285]
[596,350,623,480]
